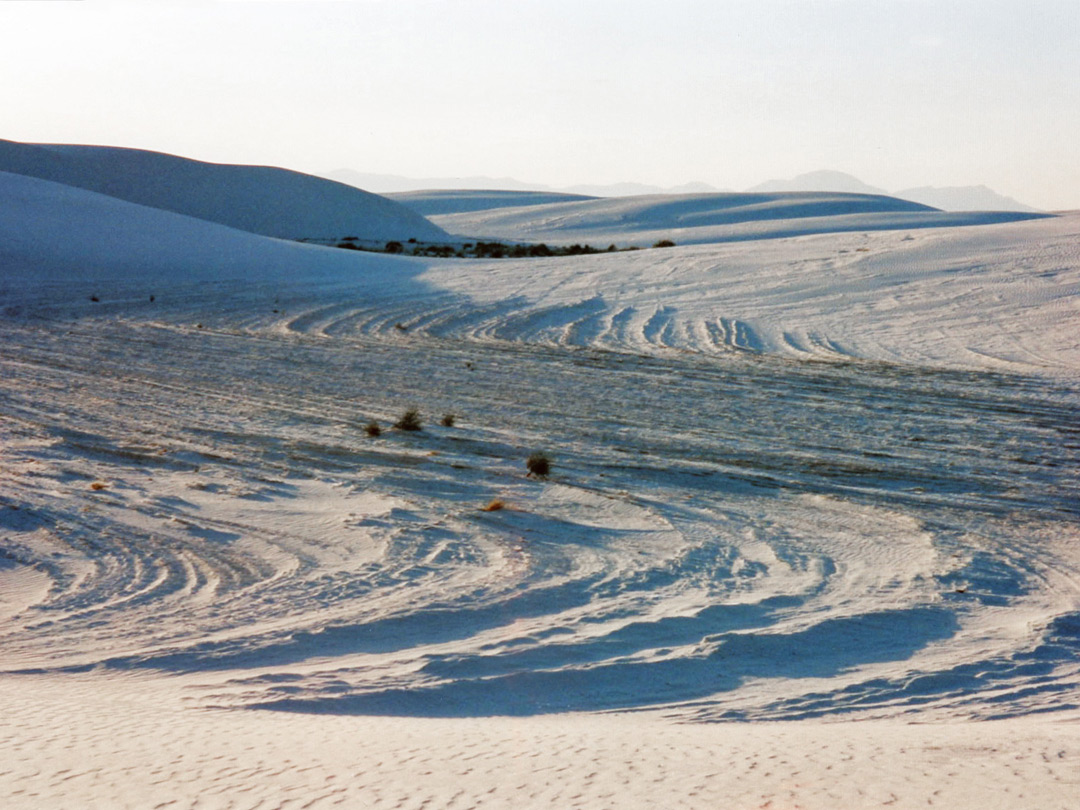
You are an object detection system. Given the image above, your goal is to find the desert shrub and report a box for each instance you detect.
[529,243,553,257]
[394,409,422,431]
[474,241,507,259]
[385,241,404,254]
[336,241,362,250]
[440,413,456,427]
[653,239,676,248]
[526,452,551,477]
[364,421,382,437]
[481,499,505,512]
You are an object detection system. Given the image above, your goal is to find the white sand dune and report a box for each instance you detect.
[0,169,420,291]
[388,188,598,216]
[5,168,1077,374]
[423,190,1049,247]
[414,215,1080,374]
[1,154,1078,808]
[0,138,447,243]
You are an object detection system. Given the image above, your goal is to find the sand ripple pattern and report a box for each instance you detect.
[2,314,1078,723]
[256,293,774,358]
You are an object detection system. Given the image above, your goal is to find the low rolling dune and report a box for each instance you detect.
[0,138,447,243]
[412,188,1050,247]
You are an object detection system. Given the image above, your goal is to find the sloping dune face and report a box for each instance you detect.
[427,190,1049,246]
[414,216,1080,373]
[1,166,1079,805]
[387,189,598,216]
[0,138,448,243]
[0,169,418,288]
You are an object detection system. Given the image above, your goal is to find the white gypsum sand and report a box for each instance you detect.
[1,161,1078,809]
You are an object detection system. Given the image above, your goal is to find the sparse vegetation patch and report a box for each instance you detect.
[526,452,551,478]
[303,236,678,258]
[394,409,423,431]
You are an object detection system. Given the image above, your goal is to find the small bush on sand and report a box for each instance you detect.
[526,452,551,477]
[364,420,382,437]
[653,239,676,248]
[440,413,456,427]
[481,499,505,512]
[394,409,422,431]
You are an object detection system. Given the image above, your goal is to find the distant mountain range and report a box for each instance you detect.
[324,168,1039,213]
[748,171,1040,213]
[746,170,885,196]
[890,185,1039,214]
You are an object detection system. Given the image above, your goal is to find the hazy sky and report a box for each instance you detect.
[2,0,1078,208]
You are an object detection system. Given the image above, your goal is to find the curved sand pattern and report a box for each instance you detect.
[1,165,1079,808]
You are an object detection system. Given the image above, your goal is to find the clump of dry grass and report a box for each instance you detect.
[481,499,505,512]
[394,409,422,431]
[440,413,456,427]
[364,421,382,437]
[90,481,109,491]
[526,452,551,477]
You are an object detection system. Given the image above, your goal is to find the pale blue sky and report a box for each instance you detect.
[2,0,1077,208]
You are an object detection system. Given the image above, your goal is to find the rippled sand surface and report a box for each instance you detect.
[2,199,1079,807]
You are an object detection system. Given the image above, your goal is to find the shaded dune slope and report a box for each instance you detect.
[0,138,447,243]
[0,169,426,290]
[388,189,597,216]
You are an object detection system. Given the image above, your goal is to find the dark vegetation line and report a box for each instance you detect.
[298,236,677,258]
